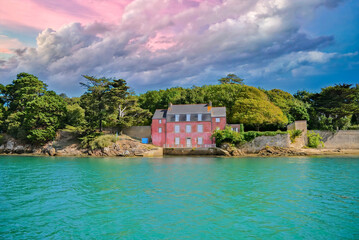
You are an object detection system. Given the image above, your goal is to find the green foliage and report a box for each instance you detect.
[80,133,117,150]
[240,124,244,133]
[212,126,245,146]
[232,98,288,130]
[24,92,67,143]
[212,127,287,147]
[65,104,86,127]
[311,84,359,130]
[80,132,103,149]
[347,125,359,130]
[218,74,244,85]
[288,130,302,143]
[307,131,324,148]
[0,134,4,145]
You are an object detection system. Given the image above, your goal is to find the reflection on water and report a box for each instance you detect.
[0,156,359,239]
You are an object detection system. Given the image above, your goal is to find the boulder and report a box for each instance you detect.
[14,145,25,154]
[5,139,15,153]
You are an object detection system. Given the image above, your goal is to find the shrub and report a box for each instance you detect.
[81,133,118,150]
[80,132,103,149]
[212,127,287,146]
[348,125,359,130]
[90,134,117,149]
[288,129,302,143]
[0,134,4,145]
[212,126,245,147]
[307,131,324,148]
[240,124,244,133]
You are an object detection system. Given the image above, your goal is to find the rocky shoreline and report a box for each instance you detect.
[0,132,163,157]
[1,132,358,158]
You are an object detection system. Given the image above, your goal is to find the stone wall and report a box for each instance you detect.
[123,126,151,141]
[313,130,359,149]
[164,147,228,156]
[240,134,291,153]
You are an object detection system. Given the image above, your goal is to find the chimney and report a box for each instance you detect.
[168,102,173,111]
[207,101,212,112]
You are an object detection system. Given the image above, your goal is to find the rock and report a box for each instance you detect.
[123,150,131,157]
[14,145,25,154]
[0,144,4,153]
[5,139,15,153]
[258,146,307,156]
[230,148,243,156]
[43,146,56,156]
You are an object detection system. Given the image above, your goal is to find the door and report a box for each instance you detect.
[186,138,191,147]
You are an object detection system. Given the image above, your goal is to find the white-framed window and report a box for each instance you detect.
[186,114,191,121]
[215,118,220,122]
[175,114,180,122]
[198,114,202,121]
[175,125,180,133]
[216,127,220,130]
[186,125,191,133]
[159,127,162,133]
[159,119,162,124]
[198,137,203,145]
[197,124,203,133]
[175,137,180,145]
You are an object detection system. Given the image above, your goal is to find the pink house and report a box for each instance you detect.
[151,103,226,148]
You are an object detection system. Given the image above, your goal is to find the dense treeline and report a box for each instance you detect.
[0,73,150,144]
[0,73,358,145]
[138,74,359,131]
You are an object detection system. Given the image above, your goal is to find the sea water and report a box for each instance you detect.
[1,156,358,239]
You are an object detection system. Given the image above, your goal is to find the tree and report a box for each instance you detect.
[23,91,67,143]
[5,73,47,112]
[80,76,125,132]
[311,84,359,129]
[232,98,288,131]
[116,96,152,131]
[218,74,244,85]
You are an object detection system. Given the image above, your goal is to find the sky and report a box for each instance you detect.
[0,0,358,96]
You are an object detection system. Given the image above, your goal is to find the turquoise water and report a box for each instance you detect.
[1,156,359,239]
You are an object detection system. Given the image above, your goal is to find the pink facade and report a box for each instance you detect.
[151,119,166,147]
[151,104,227,148]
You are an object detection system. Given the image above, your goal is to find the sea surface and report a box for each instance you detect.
[1,156,359,239]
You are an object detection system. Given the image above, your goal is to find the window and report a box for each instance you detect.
[186,114,190,121]
[159,127,162,133]
[215,118,220,123]
[198,114,202,121]
[186,125,191,133]
[216,127,220,130]
[197,124,203,133]
[175,125,180,133]
[198,137,203,145]
[159,119,162,124]
[175,137,180,145]
[175,114,180,122]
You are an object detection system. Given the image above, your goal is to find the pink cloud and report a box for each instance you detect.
[0,35,24,54]
[0,0,131,30]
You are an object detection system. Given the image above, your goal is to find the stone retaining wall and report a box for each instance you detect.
[313,130,359,149]
[240,134,291,153]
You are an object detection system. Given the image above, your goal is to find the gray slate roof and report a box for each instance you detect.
[153,109,167,119]
[152,104,226,119]
[168,104,210,114]
[211,107,226,117]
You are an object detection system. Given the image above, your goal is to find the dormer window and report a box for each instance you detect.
[186,114,190,121]
[198,114,202,121]
[175,114,180,122]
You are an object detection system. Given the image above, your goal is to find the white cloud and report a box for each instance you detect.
[0,0,347,95]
